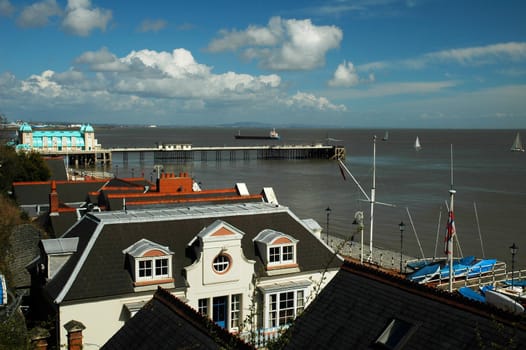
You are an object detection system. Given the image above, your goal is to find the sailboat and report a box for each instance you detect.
[510,132,524,152]
[414,136,422,151]
[382,131,389,141]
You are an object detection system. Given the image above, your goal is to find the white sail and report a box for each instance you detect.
[510,132,524,152]
[382,131,389,141]
[414,136,422,151]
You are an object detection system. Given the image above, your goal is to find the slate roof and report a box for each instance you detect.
[43,157,68,181]
[6,224,42,289]
[284,260,526,350]
[44,203,341,304]
[102,286,254,350]
[12,180,105,206]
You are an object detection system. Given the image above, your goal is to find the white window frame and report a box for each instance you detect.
[212,254,231,274]
[198,298,209,317]
[135,256,171,282]
[230,294,241,329]
[267,244,295,266]
[266,289,305,328]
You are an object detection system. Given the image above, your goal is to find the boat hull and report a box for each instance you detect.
[234,135,280,140]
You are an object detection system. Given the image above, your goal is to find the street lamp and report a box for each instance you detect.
[325,207,331,244]
[510,243,518,288]
[352,211,364,264]
[399,221,405,273]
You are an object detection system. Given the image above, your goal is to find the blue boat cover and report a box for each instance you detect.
[467,259,497,278]
[503,279,526,287]
[458,286,486,303]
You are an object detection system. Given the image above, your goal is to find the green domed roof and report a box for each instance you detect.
[19,122,32,132]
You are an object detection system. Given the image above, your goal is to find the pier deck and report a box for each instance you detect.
[34,143,345,165]
[112,144,346,162]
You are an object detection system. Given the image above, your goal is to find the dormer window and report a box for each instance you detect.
[254,229,299,271]
[123,239,174,287]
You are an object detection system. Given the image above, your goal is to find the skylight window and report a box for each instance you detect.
[375,318,416,349]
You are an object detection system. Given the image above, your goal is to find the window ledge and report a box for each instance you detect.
[133,277,174,287]
[266,263,298,271]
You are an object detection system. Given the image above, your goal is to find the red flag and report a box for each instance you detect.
[444,210,456,254]
[338,162,347,181]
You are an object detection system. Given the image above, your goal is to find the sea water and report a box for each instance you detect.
[82,127,526,269]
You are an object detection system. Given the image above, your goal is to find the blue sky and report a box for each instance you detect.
[1,0,525,128]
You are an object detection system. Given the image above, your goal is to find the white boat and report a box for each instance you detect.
[382,131,389,141]
[485,289,524,315]
[414,136,422,151]
[494,285,526,302]
[510,132,524,152]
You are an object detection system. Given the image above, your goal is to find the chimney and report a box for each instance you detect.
[30,327,50,350]
[64,320,85,350]
[156,172,193,193]
[49,181,59,214]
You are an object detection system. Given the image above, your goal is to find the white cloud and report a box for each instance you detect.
[358,42,526,73]
[62,0,112,36]
[1,46,347,124]
[75,47,129,72]
[425,42,526,64]
[0,0,14,16]
[20,70,62,97]
[328,61,360,87]
[287,91,347,111]
[17,0,61,28]
[207,16,343,71]
[138,19,167,33]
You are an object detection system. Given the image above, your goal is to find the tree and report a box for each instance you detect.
[0,145,50,195]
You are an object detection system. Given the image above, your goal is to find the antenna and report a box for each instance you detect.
[337,135,395,263]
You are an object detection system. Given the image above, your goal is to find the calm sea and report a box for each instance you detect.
[77,127,526,269]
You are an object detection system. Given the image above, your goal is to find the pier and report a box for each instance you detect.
[31,143,345,165]
[112,143,346,163]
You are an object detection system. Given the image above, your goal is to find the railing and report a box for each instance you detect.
[432,261,509,291]
[239,325,289,348]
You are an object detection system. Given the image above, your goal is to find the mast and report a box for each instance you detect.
[369,135,377,260]
[448,144,455,293]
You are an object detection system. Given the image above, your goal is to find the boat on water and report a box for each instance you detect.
[235,128,280,140]
[382,131,389,141]
[414,136,422,151]
[510,132,524,152]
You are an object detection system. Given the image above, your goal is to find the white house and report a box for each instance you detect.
[32,193,342,347]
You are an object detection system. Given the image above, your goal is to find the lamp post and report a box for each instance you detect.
[510,243,518,288]
[325,207,331,244]
[399,221,405,273]
[352,211,364,264]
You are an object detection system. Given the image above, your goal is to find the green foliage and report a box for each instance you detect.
[0,310,29,350]
[0,145,50,195]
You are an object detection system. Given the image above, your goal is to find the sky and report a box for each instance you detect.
[1,0,525,128]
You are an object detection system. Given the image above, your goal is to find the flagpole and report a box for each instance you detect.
[369,135,377,261]
[448,144,455,293]
[448,189,456,292]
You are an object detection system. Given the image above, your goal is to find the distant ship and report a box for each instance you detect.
[235,128,280,140]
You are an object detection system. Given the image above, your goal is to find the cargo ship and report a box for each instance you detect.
[235,128,280,140]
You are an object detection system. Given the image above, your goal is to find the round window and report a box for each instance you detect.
[212,254,231,273]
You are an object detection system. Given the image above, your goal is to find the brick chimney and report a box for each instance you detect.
[64,320,85,350]
[157,172,193,193]
[49,181,59,214]
[30,327,50,350]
